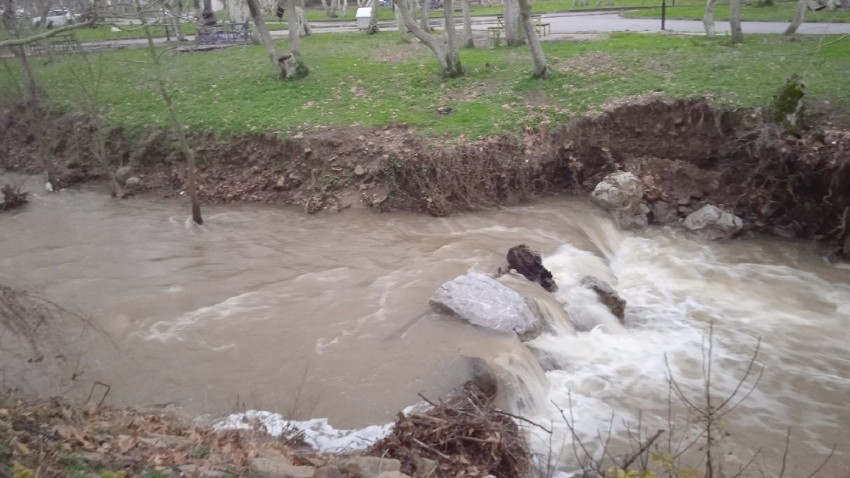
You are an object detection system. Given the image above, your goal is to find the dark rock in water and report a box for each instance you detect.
[1,184,29,211]
[506,244,557,292]
[578,276,626,322]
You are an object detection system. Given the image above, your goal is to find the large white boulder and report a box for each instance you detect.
[430,272,544,341]
[683,204,743,240]
[591,172,648,229]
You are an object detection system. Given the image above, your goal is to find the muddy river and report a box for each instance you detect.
[1,176,848,475]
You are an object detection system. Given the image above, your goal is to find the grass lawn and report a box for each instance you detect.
[1,32,847,138]
[624,0,850,22]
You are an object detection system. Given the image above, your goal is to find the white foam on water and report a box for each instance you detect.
[214,403,429,452]
[144,291,272,342]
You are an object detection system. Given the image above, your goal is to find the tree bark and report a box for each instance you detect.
[785,0,807,35]
[729,0,743,43]
[285,0,309,77]
[421,0,432,31]
[703,0,716,36]
[395,0,410,41]
[135,0,202,224]
[296,6,311,36]
[202,0,216,25]
[367,0,380,34]
[443,0,461,73]
[393,0,463,77]
[461,0,473,48]
[503,0,524,46]
[517,0,547,77]
[247,0,287,78]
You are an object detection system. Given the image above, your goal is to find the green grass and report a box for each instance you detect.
[1,32,847,138]
[624,0,850,22]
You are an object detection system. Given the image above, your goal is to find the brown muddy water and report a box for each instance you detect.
[1,175,848,475]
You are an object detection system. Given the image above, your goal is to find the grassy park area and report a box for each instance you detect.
[1,31,848,138]
[624,0,850,22]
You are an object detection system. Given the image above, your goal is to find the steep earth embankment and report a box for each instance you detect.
[1,96,848,258]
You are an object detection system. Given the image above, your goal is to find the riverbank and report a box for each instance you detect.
[1,382,526,478]
[2,95,849,259]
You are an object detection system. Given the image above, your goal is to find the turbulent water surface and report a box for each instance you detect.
[1,175,848,475]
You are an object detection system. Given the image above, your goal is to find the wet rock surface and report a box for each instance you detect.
[578,275,627,322]
[430,272,544,341]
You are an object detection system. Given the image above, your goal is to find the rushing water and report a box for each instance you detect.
[1,175,848,475]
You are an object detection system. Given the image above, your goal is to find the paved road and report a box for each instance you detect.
[533,11,850,34]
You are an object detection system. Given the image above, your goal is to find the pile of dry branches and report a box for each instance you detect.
[367,384,531,477]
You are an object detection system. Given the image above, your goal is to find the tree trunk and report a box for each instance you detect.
[202,0,216,25]
[703,0,716,36]
[368,0,380,33]
[136,0,202,224]
[247,0,287,78]
[286,0,310,77]
[503,0,524,45]
[729,0,743,43]
[393,0,463,77]
[841,0,848,9]
[443,0,461,73]
[328,0,339,18]
[420,0,432,31]
[461,0,473,48]
[395,0,410,41]
[517,0,547,77]
[296,6,311,36]
[785,0,807,34]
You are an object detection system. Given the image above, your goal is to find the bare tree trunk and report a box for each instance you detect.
[247,0,286,78]
[841,0,849,8]
[703,0,716,36]
[517,0,546,77]
[729,0,743,43]
[461,0,473,48]
[328,0,339,17]
[286,0,310,77]
[135,0,202,224]
[296,5,311,36]
[502,0,523,45]
[169,0,186,41]
[368,0,380,33]
[443,0,461,71]
[395,0,410,41]
[393,0,462,77]
[202,0,216,24]
[2,0,57,189]
[785,0,808,34]
[420,0,432,31]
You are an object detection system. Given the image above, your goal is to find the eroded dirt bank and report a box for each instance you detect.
[1,96,849,258]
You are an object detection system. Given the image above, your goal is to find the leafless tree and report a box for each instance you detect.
[785,0,808,35]
[729,0,743,43]
[246,0,307,78]
[502,0,524,45]
[134,0,203,224]
[517,0,546,77]
[393,0,462,77]
[460,0,473,48]
[703,0,717,36]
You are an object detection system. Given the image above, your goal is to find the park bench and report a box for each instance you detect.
[25,32,79,57]
[489,14,550,45]
[196,21,251,45]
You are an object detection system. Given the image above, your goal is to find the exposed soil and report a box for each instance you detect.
[1,95,849,258]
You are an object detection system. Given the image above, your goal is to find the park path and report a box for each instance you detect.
[66,11,850,53]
